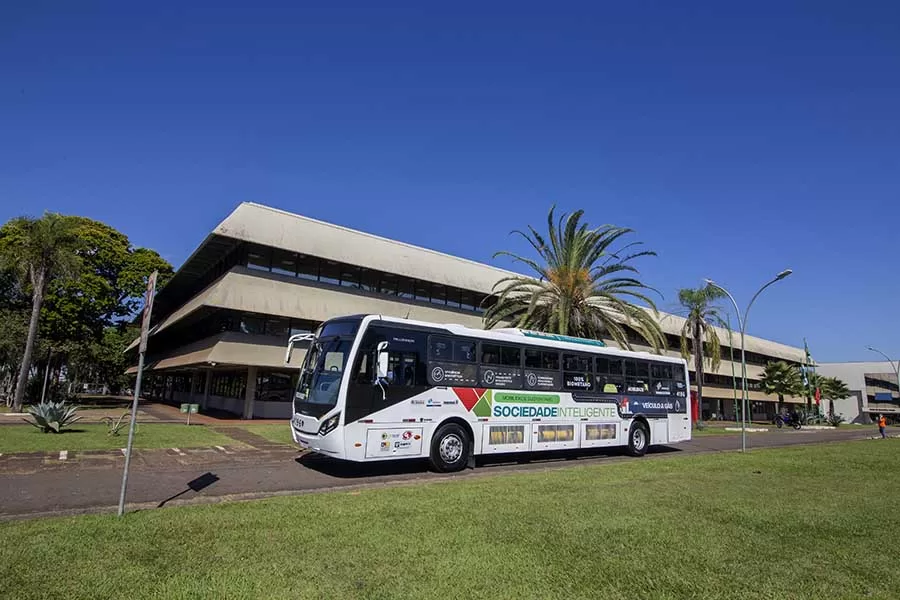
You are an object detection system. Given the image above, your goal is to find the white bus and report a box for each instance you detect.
[286,314,691,472]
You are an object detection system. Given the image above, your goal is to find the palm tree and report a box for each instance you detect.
[484,206,665,351]
[759,361,802,415]
[676,286,727,425]
[820,376,851,417]
[0,213,81,411]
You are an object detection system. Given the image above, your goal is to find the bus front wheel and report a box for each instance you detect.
[429,423,469,473]
[627,421,649,457]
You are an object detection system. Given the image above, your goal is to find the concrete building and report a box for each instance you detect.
[816,362,900,424]
[129,202,806,420]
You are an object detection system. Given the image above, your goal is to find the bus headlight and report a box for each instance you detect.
[318,413,340,436]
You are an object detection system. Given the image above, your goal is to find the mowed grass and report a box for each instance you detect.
[235,423,294,445]
[2,441,899,600]
[0,424,243,453]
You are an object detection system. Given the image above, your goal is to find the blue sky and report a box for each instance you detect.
[2,1,898,362]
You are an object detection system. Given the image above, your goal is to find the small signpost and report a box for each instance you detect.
[180,403,200,425]
[118,271,157,517]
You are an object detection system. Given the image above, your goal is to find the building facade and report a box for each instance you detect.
[130,202,806,420]
[816,362,900,424]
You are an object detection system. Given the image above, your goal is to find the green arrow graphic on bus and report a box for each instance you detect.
[472,390,492,417]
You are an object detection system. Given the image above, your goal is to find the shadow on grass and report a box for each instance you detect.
[296,445,683,479]
[157,472,220,507]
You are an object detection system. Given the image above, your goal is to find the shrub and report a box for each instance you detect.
[100,412,132,436]
[25,401,82,433]
[827,413,845,427]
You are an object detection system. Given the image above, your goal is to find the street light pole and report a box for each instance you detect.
[866,346,900,406]
[705,269,793,452]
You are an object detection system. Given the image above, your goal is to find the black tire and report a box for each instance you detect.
[793,422,802,430]
[429,422,470,473]
[626,421,649,457]
[775,418,784,429]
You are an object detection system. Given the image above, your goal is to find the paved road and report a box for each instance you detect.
[0,428,876,520]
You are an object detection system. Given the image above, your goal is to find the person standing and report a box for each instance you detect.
[878,414,887,439]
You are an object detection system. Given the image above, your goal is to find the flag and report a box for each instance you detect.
[815,387,821,405]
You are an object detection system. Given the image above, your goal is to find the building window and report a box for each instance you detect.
[431,284,448,305]
[414,280,431,302]
[265,317,289,338]
[319,260,340,285]
[240,314,266,335]
[340,266,361,288]
[271,250,298,277]
[296,254,319,281]
[246,246,271,272]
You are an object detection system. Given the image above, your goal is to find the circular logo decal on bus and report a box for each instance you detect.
[526,372,537,387]
[431,366,445,383]
[483,369,495,385]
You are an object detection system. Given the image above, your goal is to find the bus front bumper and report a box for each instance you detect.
[291,426,342,456]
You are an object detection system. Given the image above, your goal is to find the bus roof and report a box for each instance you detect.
[362,314,686,365]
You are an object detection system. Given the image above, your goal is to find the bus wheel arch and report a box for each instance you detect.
[627,416,650,457]
[428,418,473,473]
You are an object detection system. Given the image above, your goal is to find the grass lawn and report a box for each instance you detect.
[1,440,898,600]
[235,423,294,445]
[0,424,243,453]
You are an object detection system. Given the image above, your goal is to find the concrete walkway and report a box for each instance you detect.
[0,427,880,521]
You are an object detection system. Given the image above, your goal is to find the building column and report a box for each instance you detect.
[243,367,258,420]
[201,370,211,410]
[189,371,199,404]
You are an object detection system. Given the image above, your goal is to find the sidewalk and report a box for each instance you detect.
[0,401,288,426]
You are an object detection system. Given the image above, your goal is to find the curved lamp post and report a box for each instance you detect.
[866,346,900,409]
[704,269,793,452]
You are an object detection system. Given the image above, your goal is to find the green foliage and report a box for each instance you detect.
[484,206,665,351]
[0,212,172,408]
[25,400,82,433]
[40,216,173,344]
[827,413,846,427]
[66,325,139,395]
[100,412,132,436]
[677,286,727,370]
[760,361,803,405]
[819,376,851,401]
[0,213,82,292]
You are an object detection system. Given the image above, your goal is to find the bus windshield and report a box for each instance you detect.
[293,319,359,417]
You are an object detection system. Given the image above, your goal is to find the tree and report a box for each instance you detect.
[40,217,173,346]
[484,206,666,351]
[0,213,172,409]
[0,213,81,411]
[819,376,851,417]
[759,361,802,413]
[677,286,727,424]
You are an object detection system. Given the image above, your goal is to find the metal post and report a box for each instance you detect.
[40,348,52,404]
[117,351,145,516]
[118,270,157,517]
[705,269,792,453]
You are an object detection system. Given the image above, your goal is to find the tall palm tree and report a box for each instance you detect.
[820,376,851,417]
[759,361,802,414]
[0,213,81,411]
[484,206,665,351]
[677,286,727,425]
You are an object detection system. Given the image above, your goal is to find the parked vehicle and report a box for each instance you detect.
[774,412,802,430]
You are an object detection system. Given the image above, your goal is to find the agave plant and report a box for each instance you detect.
[100,412,131,436]
[25,400,82,433]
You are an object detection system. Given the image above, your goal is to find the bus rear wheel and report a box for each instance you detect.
[429,423,469,473]
[627,421,649,457]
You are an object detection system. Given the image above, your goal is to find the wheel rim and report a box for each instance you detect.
[633,428,645,451]
[439,434,463,464]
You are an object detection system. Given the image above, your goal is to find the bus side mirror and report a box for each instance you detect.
[376,341,389,379]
